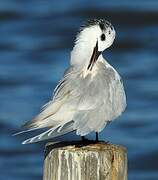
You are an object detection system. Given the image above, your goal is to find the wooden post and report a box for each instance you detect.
[43,141,127,180]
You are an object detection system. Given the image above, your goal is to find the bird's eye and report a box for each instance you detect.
[109,31,111,34]
[100,34,106,41]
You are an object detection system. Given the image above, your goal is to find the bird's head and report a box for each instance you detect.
[80,19,115,51]
[71,19,115,68]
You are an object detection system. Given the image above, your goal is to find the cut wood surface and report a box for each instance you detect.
[43,141,127,180]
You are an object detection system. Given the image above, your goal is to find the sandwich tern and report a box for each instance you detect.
[17,19,126,144]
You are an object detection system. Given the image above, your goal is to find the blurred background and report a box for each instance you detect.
[0,0,158,179]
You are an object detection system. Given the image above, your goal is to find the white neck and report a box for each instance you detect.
[70,42,93,68]
[70,26,101,68]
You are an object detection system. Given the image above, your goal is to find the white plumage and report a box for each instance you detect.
[18,19,126,144]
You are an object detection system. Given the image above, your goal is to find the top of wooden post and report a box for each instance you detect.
[44,141,127,180]
[44,141,127,158]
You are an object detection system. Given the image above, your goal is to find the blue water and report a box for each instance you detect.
[0,0,158,179]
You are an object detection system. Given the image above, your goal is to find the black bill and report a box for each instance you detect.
[87,41,101,71]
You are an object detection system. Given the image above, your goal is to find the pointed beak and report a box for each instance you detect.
[87,41,101,71]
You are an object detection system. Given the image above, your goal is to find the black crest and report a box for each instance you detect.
[80,19,113,32]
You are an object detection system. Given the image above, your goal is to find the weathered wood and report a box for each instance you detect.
[43,141,127,180]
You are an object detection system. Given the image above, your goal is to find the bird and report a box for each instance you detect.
[16,19,126,144]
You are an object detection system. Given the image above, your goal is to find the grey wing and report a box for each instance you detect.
[19,67,77,134]
[19,67,79,143]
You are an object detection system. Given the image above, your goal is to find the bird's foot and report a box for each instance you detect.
[95,132,110,144]
[81,136,89,143]
[95,132,99,142]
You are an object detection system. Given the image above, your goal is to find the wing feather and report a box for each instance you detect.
[22,121,74,144]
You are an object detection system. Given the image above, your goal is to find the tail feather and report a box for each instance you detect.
[22,121,74,144]
[12,127,40,136]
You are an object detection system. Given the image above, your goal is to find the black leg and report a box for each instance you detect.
[81,136,85,142]
[95,132,99,142]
